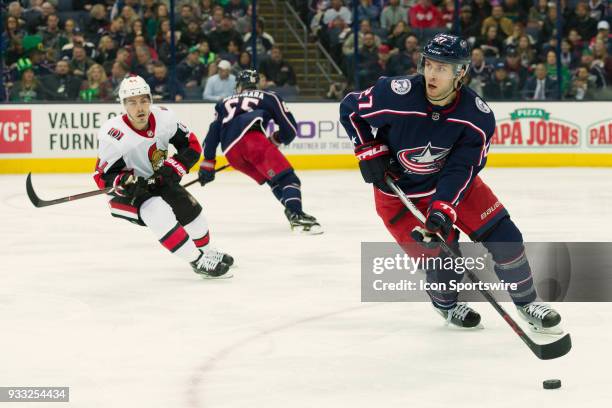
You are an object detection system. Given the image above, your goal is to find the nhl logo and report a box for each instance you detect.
[391,79,411,95]
[431,112,440,121]
[147,130,154,137]
[475,97,491,113]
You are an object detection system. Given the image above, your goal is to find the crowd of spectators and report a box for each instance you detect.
[306,0,612,101]
[2,0,299,102]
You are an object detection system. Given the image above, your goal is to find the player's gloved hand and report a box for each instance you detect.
[156,157,187,187]
[354,140,396,193]
[198,159,216,186]
[114,172,149,198]
[411,226,443,249]
[269,131,282,147]
[425,201,457,239]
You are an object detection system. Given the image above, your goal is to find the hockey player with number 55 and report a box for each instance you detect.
[93,75,234,278]
[340,34,563,333]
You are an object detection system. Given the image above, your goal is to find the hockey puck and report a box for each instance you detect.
[543,379,561,389]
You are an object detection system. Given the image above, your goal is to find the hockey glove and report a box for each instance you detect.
[156,157,187,187]
[114,172,149,199]
[198,159,216,186]
[425,201,457,239]
[354,141,399,193]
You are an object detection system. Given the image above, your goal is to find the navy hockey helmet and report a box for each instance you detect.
[418,33,471,77]
[237,69,259,90]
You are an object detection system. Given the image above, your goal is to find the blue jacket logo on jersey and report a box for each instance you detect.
[391,79,411,95]
[397,142,451,174]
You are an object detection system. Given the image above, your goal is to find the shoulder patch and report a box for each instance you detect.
[391,79,411,95]
[475,97,491,114]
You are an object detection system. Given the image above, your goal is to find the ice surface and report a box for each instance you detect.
[1,169,611,407]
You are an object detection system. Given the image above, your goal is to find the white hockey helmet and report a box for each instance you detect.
[118,75,152,104]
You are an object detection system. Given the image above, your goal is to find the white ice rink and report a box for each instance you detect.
[1,168,611,407]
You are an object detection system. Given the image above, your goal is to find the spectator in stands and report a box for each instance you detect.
[502,0,528,23]
[244,18,275,56]
[79,63,113,101]
[259,46,298,88]
[385,20,410,51]
[232,51,252,75]
[3,16,25,48]
[132,34,159,61]
[70,43,96,79]
[225,0,248,19]
[145,3,168,40]
[376,44,392,76]
[568,28,585,53]
[589,0,607,21]
[351,32,380,87]
[475,25,504,58]
[559,39,579,69]
[567,65,598,100]
[592,38,612,81]
[95,35,118,73]
[39,59,81,100]
[581,49,608,88]
[504,21,534,48]
[386,34,419,76]
[219,39,241,65]
[522,63,559,100]
[358,0,381,27]
[236,3,255,35]
[198,0,215,21]
[126,19,146,45]
[471,0,492,25]
[380,1,408,31]
[132,46,154,79]
[566,1,598,42]
[110,0,142,21]
[120,5,140,28]
[454,5,481,43]
[180,19,206,48]
[208,15,243,53]
[61,29,97,59]
[323,0,352,26]
[481,4,513,37]
[5,38,25,67]
[106,16,127,48]
[9,59,42,102]
[177,45,208,94]
[468,47,493,96]
[37,13,61,50]
[198,40,217,68]
[85,4,108,43]
[148,61,184,102]
[484,61,518,100]
[203,60,236,102]
[440,0,456,29]
[546,50,571,95]
[527,0,549,28]
[203,6,224,33]
[516,34,536,68]
[22,2,56,34]
[110,60,129,98]
[590,21,612,53]
[409,0,444,29]
[343,19,381,57]
[540,2,562,43]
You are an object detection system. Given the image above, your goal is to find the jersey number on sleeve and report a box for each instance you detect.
[222,97,261,124]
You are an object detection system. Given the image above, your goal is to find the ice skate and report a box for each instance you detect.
[191,249,233,279]
[285,208,323,235]
[435,303,482,328]
[517,302,563,335]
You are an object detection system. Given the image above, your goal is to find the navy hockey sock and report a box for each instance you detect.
[274,170,303,214]
[481,217,537,306]
[266,180,284,203]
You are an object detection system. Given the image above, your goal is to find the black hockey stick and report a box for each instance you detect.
[26,164,232,208]
[182,163,230,188]
[384,176,572,360]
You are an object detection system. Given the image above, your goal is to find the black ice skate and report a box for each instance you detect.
[435,303,482,328]
[190,249,233,279]
[284,208,323,235]
[517,302,562,334]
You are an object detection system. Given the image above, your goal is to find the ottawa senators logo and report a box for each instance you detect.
[148,143,167,171]
[397,142,451,175]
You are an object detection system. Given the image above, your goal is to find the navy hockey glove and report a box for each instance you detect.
[425,201,457,238]
[156,157,187,187]
[198,159,216,186]
[114,172,149,199]
[354,141,400,193]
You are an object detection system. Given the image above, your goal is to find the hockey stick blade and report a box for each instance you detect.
[26,173,43,207]
[384,176,572,360]
[26,173,112,208]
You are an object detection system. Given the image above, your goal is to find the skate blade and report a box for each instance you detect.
[198,271,234,280]
[526,322,564,335]
[443,322,485,330]
[291,224,324,235]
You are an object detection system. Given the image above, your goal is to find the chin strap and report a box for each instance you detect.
[426,75,465,104]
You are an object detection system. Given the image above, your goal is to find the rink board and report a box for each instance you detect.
[1,101,612,173]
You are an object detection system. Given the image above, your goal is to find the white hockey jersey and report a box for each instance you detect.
[94,106,201,189]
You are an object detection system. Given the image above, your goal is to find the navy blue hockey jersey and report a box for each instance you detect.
[203,89,298,160]
[339,75,496,206]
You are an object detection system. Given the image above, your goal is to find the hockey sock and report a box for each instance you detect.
[274,170,303,214]
[425,256,461,310]
[266,180,284,203]
[183,212,210,250]
[481,217,537,306]
[140,197,200,262]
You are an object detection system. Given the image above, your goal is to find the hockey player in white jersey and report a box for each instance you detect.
[93,75,233,278]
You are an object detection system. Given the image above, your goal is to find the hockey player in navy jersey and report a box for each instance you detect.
[94,75,233,279]
[340,34,562,332]
[199,70,323,234]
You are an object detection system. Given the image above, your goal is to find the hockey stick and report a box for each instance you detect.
[26,164,232,208]
[384,176,572,360]
[182,163,231,188]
